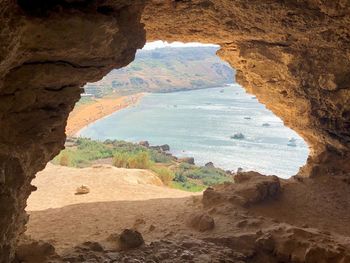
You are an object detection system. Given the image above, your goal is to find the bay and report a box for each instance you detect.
[79,84,309,178]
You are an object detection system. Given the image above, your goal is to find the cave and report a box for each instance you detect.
[0,0,350,262]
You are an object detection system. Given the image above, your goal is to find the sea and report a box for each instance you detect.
[79,84,309,178]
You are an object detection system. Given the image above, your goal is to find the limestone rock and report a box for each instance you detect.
[15,239,57,263]
[79,241,104,252]
[160,144,170,152]
[143,0,350,176]
[75,185,90,195]
[203,172,281,207]
[187,213,215,232]
[0,1,146,260]
[119,229,145,250]
[205,162,215,168]
[139,141,149,147]
[178,157,195,165]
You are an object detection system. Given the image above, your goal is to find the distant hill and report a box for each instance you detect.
[83,46,235,97]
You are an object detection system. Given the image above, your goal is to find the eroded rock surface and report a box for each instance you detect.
[187,213,215,232]
[0,0,349,261]
[0,1,145,261]
[143,0,350,177]
[203,172,281,207]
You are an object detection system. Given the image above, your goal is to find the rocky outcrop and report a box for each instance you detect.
[149,144,170,152]
[0,1,145,261]
[15,236,59,263]
[118,229,145,250]
[142,0,350,177]
[139,140,150,147]
[187,213,215,232]
[0,0,349,261]
[18,225,350,263]
[203,172,281,207]
[178,157,195,165]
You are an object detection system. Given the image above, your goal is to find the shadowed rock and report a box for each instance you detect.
[187,213,215,232]
[119,229,144,250]
[203,172,281,207]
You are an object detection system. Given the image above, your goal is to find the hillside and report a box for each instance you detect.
[83,46,235,96]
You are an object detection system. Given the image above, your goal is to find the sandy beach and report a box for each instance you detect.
[65,93,144,136]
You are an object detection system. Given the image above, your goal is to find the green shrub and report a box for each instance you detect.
[53,138,232,192]
[151,166,174,186]
[113,151,151,169]
[59,153,70,166]
[172,181,206,192]
[174,173,187,183]
[128,151,151,169]
[173,165,232,187]
[149,150,172,163]
[113,152,130,168]
[53,138,174,168]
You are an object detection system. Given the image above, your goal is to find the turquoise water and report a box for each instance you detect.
[79,85,309,178]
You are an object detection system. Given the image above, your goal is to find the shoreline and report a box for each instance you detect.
[66,84,236,137]
[65,93,145,137]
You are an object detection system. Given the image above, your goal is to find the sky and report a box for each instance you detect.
[143,40,218,50]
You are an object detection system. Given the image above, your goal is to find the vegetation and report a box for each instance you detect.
[150,166,174,186]
[172,163,232,191]
[53,138,171,168]
[113,151,151,169]
[172,181,206,192]
[53,137,233,192]
[75,97,96,108]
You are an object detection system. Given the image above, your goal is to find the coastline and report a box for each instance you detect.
[65,93,145,137]
[65,85,234,137]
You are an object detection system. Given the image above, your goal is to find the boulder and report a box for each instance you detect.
[178,157,195,165]
[187,213,215,232]
[203,172,281,207]
[139,141,149,147]
[205,162,215,168]
[230,133,245,140]
[160,144,170,151]
[118,229,144,250]
[149,144,170,152]
[79,241,104,252]
[75,185,90,195]
[15,239,57,263]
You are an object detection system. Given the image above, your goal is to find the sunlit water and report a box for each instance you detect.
[79,85,309,178]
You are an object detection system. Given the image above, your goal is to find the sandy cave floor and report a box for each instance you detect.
[24,164,350,262]
[26,164,198,252]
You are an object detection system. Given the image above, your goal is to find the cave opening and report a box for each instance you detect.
[2,0,350,261]
[72,40,309,178]
[22,41,311,257]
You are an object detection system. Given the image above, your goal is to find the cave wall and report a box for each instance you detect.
[142,0,350,177]
[0,1,145,261]
[0,0,349,261]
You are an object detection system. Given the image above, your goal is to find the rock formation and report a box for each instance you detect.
[187,212,215,232]
[118,229,145,250]
[143,0,350,177]
[0,0,349,261]
[0,1,145,261]
[203,172,281,207]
